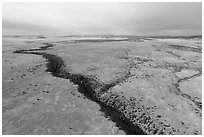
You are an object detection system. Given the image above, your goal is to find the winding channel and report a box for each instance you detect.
[13,43,147,135]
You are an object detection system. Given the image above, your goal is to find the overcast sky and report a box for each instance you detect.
[2,2,202,36]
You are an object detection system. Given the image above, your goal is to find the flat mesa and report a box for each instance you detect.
[2,35,202,135]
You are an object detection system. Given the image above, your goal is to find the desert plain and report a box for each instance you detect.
[2,35,202,135]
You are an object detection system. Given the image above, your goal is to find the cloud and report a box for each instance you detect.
[2,2,202,36]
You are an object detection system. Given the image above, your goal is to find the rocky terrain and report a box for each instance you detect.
[2,35,202,135]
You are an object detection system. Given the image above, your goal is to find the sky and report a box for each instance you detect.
[2,2,202,36]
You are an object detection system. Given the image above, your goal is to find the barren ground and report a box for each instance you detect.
[2,36,202,135]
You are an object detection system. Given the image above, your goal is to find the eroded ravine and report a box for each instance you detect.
[13,41,202,135]
[13,43,147,135]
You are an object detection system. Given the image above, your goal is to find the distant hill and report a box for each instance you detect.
[148,35,202,39]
